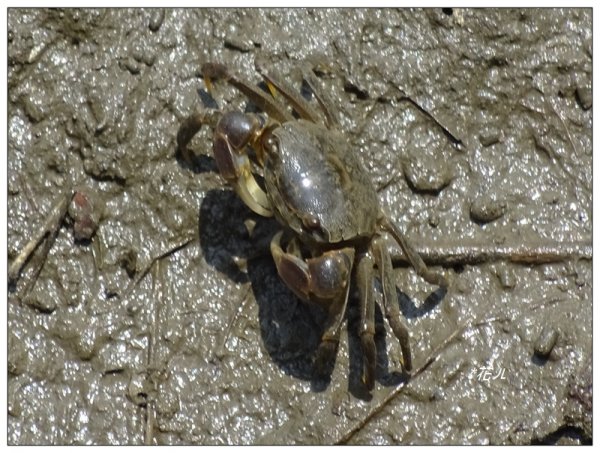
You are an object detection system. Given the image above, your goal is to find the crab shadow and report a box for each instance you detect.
[400,285,447,320]
[198,189,446,400]
[199,189,324,380]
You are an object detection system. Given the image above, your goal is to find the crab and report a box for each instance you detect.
[177,59,448,390]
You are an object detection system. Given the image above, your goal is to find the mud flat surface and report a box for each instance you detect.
[8,8,591,445]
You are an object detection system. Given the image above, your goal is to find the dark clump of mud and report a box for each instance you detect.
[8,8,591,445]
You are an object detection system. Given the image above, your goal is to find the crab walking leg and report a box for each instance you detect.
[313,268,353,376]
[373,236,413,372]
[299,64,340,129]
[380,217,448,289]
[254,57,323,125]
[270,232,355,375]
[356,252,377,389]
[202,62,294,124]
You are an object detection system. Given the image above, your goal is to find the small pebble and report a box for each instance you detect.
[494,265,516,289]
[479,125,502,147]
[131,42,145,63]
[141,49,156,67]
[574,260,587,287]
[575,85,592,110]
[69,189,103,241]
[403,155,453,194]
[428,212,440,228]
[470,194,507,224]
[453,276,469,294]
[131,42,156,67]
[534,326,559,359]
[123,57,141,74]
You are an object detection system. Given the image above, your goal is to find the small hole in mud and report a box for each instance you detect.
[343,81,370,100]
[452,263,465,274]
[442,8,453,16]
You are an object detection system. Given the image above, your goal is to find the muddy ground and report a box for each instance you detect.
[7,8,592,445]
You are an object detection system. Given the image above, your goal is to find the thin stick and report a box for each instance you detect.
[18,219,62,300]
[19,173,40,213]
[213,284,253,360]
[380,85,464,148]
[8,190,71,285]
[547,98,591,201]
[389,240,591,266]
[144,260,163,446]
[120,235,195,302]
[549,99,578,159]
[335,315,510,444]
[144,404,155,446]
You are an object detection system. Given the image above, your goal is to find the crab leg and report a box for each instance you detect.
[356,252,377,389]
[299,63,340,129]
[313,275,352,377]
[254,57,323,125]
[202,62,294,123]
[373,236,412,372]
[380,217,448,289]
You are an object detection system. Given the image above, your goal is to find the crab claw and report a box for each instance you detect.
[270,231,356,378]
[213,112,273,217]
[270,231,354,302]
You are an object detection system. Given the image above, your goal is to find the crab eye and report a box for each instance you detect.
[301,213,326,240]
[262,133,279,155]
[302,214,320,230]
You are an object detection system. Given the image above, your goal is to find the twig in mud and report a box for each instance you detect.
[143,260,164,446]
[528,297,567,312]
[549,99,578,159]
[19,173,41,213]
[18,220,62,300]
[144,405,155,446]
[547,99,591,199]
[213,284,253,361]
[335,315,511,445]
[381,86,464,148]
[390,240,591,267]
[119,235,196,302]
[8,190,71,286]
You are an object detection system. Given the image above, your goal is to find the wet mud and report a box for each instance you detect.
[8,8,592,445]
